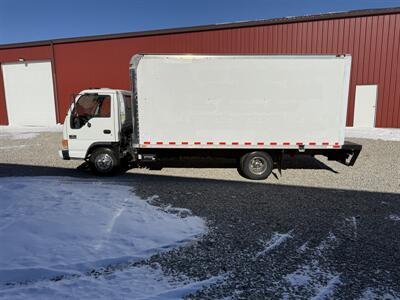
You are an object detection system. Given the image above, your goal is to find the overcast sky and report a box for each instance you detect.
[1,0,399,44]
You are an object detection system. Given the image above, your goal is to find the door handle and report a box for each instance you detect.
[103,129,111,134]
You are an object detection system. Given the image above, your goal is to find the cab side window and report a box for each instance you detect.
[71,94,111,129]
[98,96,111,118]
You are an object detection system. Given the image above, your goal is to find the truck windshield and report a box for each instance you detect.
[70,94,111,129]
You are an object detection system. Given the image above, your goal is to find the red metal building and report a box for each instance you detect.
[0,7,399,128]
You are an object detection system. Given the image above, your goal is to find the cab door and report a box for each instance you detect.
[67,92,118,158]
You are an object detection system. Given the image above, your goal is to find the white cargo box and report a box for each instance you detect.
[130,54,351,149]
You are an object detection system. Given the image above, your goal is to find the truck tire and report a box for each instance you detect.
[89,147,120,175]
[239,151,273,180]
[237,166,248,179]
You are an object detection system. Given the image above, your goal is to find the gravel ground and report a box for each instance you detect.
[1,131,400,299]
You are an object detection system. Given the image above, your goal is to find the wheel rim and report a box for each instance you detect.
[249,157,268,175]
[94,153,114,172]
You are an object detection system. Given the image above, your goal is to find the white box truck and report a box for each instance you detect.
[60,54,361,179]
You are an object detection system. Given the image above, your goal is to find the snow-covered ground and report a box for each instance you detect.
[345,127,400,141]
[0,177,219,299]
[283,232,342,300]
[0,264,224,300]
[0,125,62,140]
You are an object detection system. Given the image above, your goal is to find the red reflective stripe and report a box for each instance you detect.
[334,142,340,145]
[147,140,331,146]
[333,145,341,148]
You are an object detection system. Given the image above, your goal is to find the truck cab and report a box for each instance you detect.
[60,88,132,173]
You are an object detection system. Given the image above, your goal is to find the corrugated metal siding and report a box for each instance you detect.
[0,12,399,127]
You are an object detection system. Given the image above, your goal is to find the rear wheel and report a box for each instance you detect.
[239,151,273,180]
[237,166,248,179]
[89,147,120,175]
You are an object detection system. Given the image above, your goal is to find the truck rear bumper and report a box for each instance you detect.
[59,150,70,160]
[322,141,362,166]
[340,141,362,166]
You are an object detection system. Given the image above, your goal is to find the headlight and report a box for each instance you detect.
[61,139,68,150]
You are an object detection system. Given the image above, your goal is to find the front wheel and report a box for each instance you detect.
[239,151,273,180]
[89,147,120,175]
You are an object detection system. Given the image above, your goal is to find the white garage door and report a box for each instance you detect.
[353,85,378,128]
[1,60,56,126]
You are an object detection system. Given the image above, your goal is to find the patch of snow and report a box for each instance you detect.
[285,265,313,287]
[388,214,400,221]
[315,232,337,254]
[0,125,62,132]
[5,132,39,140]
[0,264,224,300]
[0,177,207,290]
[0,145,27,150]
[345,127,400,141]
[145,194,160,204]
[256,230,293,257]
[345,217,359,239]
[284,261,341,299]
[147,274,224,300]
[358,287,400,300]
[310,275,341,300]
[284,232,341,298]
[284,260,341,299]
[297,241,309,253]
[162,204,194,218]
[0,125,62,140]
